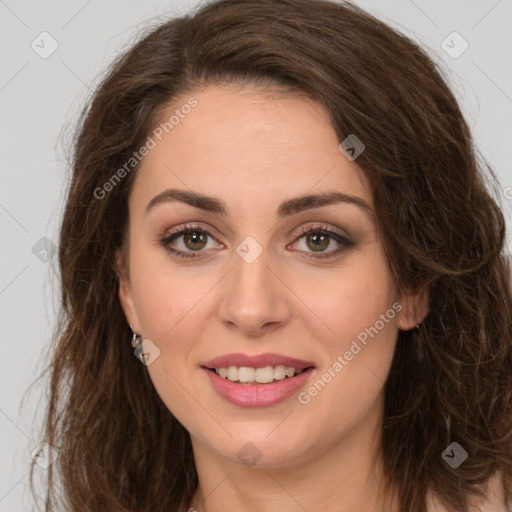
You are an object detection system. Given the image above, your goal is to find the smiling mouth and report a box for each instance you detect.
[205,365,314,384]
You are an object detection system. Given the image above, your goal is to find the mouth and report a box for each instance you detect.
[202,365,315,407]
[200,353,316,407]
[204,365,315,384]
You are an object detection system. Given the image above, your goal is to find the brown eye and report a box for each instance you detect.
[291,225,354,260]
[305,232,330,252]
[160,224,220,260]
[182,231,208,251]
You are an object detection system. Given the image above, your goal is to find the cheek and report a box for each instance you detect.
[128,249,209,423]
[129,243,212,340]
[291,245,399,414]
[292,244,397,352]
[296,255,399,423]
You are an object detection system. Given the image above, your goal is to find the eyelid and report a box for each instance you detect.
[292,223,351,240]
[163,221,222,240]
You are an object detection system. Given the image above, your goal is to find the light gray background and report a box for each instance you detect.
[1,0,511,509]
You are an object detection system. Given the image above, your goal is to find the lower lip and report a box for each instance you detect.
[202,367,315,407]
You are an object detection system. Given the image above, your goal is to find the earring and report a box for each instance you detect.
[130,325,142,348]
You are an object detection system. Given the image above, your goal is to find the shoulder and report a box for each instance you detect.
[426,472,510,512]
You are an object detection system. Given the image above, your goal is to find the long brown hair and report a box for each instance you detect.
[30,0,512,510]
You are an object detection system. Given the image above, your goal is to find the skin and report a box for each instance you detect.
[116,83,429,512]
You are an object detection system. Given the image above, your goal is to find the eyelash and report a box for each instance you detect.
[159,223,354,261]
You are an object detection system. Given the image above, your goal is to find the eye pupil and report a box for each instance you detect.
[307,233,329,251]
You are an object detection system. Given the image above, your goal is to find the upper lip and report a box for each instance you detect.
[202,352,315,370]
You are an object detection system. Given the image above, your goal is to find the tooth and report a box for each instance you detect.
[216,365,306,382]
[255,366,274,383]
[227,366,238,381]
[273,365,286,380]
[285,366,296,377]
[238,367,255,383]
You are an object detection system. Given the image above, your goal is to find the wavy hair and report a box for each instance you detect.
[30,0,512,511]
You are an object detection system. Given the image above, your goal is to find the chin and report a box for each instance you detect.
[208,424,314,469]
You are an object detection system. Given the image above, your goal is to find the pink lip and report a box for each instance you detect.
[202,352,315,370]
[203,367,315,407]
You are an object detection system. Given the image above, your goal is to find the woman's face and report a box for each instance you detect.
[117,84,425,469]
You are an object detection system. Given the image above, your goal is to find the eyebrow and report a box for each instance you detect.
[145,188,373,218]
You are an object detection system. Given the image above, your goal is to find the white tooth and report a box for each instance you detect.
[255,366,274,383]
[219,365,302,383]
[227,366,239,381]
[273,365,286,380]
[238,367,256,383]
[285,366,296,377]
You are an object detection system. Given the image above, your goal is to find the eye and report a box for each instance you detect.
[289,224,354,260]
[159,223,222,260]
[159,223,354,261]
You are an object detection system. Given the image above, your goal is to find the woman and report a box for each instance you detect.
[31,0,512,510]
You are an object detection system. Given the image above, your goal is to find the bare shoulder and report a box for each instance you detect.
[426,472,510,512]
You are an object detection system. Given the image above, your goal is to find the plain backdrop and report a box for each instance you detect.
[1,0,511,509]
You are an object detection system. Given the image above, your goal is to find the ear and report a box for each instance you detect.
[396,285,429,331]
[114,249,141,333]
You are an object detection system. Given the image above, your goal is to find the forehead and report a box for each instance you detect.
[130,84,372,212]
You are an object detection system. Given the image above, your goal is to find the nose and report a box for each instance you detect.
[218,246,292,338]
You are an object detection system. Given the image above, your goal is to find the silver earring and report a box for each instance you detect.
[131,333,142,348]
[130,325,142,348]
